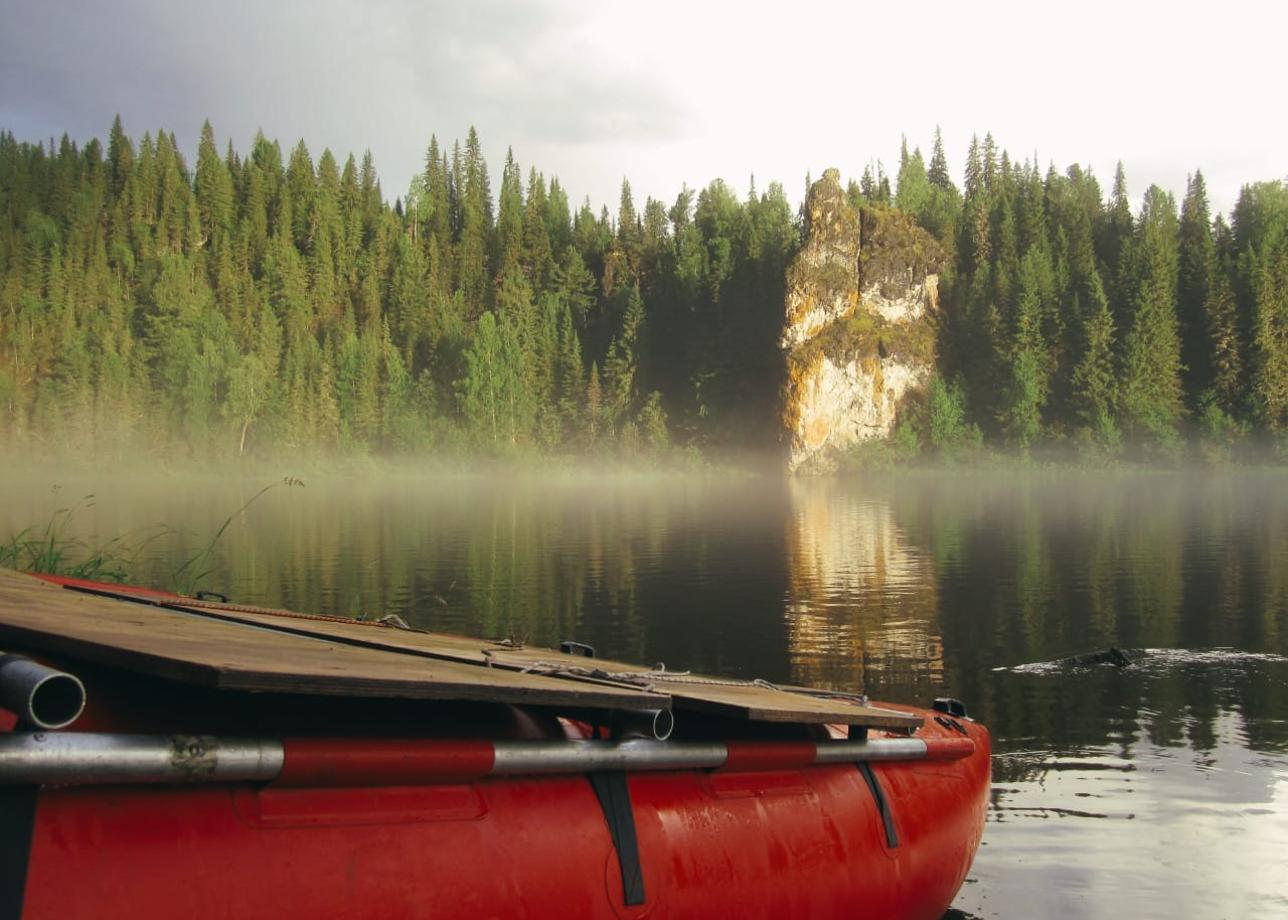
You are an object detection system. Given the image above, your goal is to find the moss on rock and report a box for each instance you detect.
[858,206,946,300]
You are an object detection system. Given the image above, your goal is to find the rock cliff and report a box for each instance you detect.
[781,169,943,472]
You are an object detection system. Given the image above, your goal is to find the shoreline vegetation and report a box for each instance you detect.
[0,477,305,589]
[1,120,1286,470]
[5,442,1288,481]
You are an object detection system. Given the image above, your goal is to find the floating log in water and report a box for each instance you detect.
[1059,647,1143,669]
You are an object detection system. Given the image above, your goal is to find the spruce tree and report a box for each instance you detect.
[494,148,524,276]
[106,115,133,200]
[521,168,554,291]
[1099,162,1135,329]
[1205,218,1242,414]
[928,127,953,191]
[859,164,876,201]
[617,178,640,258]
[602,284,643,429]
[555,300,584,413]
[1232,182,1288,428]
[998,245,1054,446]
[457,127,492,318]
[545,177,572,252]
[894,148,931,221]
[1119,186,1184,444]
[963,135,983,199]
[285,140,315,250]
[982,133,998,192]
[1069,269,1119,444]
[1177,170,1215,406]
[194,120,233,247]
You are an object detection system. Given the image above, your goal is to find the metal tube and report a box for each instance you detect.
[492,739,729,774]
[0,733,968,786]
[813,738,928,763]
[651,708,675,741]
[0,733,283,785]
[0,654,87,730]
[610,708,675,741]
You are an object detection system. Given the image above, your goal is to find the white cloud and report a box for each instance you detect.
[1,0,1282,215]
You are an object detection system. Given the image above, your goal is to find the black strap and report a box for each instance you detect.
[0,785,38,920]
[589,771,646,906]
[857,762,899,848]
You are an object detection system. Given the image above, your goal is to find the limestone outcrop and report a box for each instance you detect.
[781,169,944,472]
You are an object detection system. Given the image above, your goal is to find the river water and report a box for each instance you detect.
[2,469,1286,918]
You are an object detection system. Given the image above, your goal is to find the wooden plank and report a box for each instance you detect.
[485,652,922,729]
[77,584,919,729]
[65,584,548,669]
[0,570,666,711]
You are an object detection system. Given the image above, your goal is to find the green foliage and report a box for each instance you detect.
[996,246,1054,446]
[0,122,632,461]
[1177,171,1214,404]
[835,417,923,471]
[1235,184,1288,430]
[0,494,155,583]
[1119,186,1184,444]
[1000,346,1043,448]
[458,311,527,452]
[602,284,643,429]
[807,306,936,371]
[895,142,960,250]
[1,119,1286,468]
[927,376,981,457]
[1195,390,1248,464]
[0,482,307,593]
[1070,273,1118,443]
[637,391,670,453]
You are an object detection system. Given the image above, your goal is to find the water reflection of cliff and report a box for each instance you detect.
[785,481,944,703]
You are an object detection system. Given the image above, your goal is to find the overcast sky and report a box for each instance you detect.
[2,0,1282,218]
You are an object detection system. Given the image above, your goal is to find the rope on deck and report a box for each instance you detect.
[516,660,869,706]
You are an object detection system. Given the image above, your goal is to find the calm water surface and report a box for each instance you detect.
[2,470,1286,918]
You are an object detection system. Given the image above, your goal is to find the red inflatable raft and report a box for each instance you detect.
[0,569,989,919]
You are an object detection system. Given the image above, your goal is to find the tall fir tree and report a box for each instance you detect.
[1176,170,1215,406]
[1204,217,1242,414]
[928,127,952,190]
[1119,186,1184,444]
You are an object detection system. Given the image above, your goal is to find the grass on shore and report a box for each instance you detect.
[0,478,305,591]
[0,493,162,583]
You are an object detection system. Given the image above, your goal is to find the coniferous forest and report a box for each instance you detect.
[1,119,1286,465]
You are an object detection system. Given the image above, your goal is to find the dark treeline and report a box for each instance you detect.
[889,131,1288,461]
[1,119,1285,463]
[0,118,793,461]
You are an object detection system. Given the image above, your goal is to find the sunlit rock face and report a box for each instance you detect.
[788,353,927,464]
[780,169,862,350]
[781,170,943,472]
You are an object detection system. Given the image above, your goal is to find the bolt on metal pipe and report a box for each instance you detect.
[0,732,284,785]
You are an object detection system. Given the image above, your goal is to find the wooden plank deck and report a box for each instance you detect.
[66,581,920,729]
[0,570,666,711]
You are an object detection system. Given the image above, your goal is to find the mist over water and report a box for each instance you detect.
[1,468,1286,917]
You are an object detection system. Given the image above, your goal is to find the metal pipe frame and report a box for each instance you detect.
[0,732,974,787]
[0,733,284,785]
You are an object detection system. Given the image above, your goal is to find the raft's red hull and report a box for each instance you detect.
[7,576,990,919]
